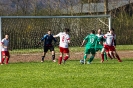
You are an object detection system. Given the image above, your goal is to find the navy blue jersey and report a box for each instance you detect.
[41,34,57,46]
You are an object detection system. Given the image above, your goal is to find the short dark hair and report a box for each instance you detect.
[107,31,110,33]
[91,30,95,34]
[48,29,51,31]
[5,34,9,35]
[110,28,114,31]
[64,28,70,32]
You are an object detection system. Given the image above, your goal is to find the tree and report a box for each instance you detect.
[104,0,108,14]
[81,0,101,3]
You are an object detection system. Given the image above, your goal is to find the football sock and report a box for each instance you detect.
[115,54,121,61]
[101,54,104,61]
[83,54,87,60]
[111,52,115,58]
[58,57,62,64]
[64,56,69,61]
[83,54,87,63]
[42,56,45,61]
[104,52,107,60]
[52,55,55,60]
[6,58,9,64]
[88,55,94,63]
[107,53,113,59]
[1,58,5,64]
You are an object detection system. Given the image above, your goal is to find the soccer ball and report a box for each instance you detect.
[80,59,84,64]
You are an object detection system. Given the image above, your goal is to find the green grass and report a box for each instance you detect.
[10,45,133,54]
[115,45,133,50]
[0,59,133,88]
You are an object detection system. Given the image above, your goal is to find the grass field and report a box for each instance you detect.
[0,45,133,88]
[0,59,133,88]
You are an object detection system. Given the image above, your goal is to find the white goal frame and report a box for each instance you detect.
[0,15,111,63]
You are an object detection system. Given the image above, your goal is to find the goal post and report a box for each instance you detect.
[0,15,111,63]
[108,16,112,30]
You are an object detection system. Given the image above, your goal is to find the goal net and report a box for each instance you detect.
[0,15,111,63]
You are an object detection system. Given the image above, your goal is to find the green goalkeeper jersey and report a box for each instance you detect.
[84,34,98,49]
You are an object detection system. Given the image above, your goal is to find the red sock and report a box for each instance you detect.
[101,54,104,61]
[116,54,121,61]
[6,58,9,64]
[107,53,113,59]
[2,58,5,64]
[58,57,62,64]
[111,52,115,58]
[64,56,69,61]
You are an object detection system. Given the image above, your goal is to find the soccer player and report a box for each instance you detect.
[54,28,70,65]
[81,30,98,64]
[102,28,122,62]
[96,29,107,62]
[103,31,114,60]
[38,30,57,62]
[1,34,10,65]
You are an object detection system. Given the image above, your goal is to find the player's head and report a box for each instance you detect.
[98,28,102,34]
[110,28,114,34]
[48,29,51,35]
[90,30,95,34]
[107,31,110,34]
[5,34,9,40]
[64,28,70,33]
[110,28,114,31]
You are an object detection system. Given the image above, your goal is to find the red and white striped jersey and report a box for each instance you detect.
[55,32,70,48]
[104,33,116,46]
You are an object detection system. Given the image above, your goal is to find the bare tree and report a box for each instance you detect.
[10,0,20,15]
[0,2,5,15]
[0,0,12,15]
[104,0,108,14]
[10,0,31,15]
[30,0,38,16]
[81,0,101,3]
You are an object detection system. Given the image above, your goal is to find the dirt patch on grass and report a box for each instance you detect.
[8,51,133,63]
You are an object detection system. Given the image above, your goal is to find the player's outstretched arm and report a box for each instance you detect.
[53,32,60,38]
[81,40,85,47]
[53,35,57,38]
[53,37,57,43]
[36,35,46,47]
[53,33,58,38]
[36,41,41,47]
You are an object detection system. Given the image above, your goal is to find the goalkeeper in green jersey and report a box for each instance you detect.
[96,29,107,63]
[81,30,98,64]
